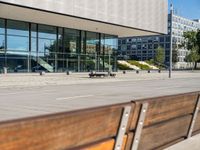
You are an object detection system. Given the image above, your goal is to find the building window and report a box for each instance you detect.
[148,44,153,49]
[166,43,170,49]
[166,36,170,42]
[0,19,5,51]
[137,45,141,50]
[127,45,131,50]
[122,39,126,44]
[7,20,29,52]
[142,44,147,49]
[154,44,158,49]
[118,40,121,45]
[159,44,164,48]
[64,28,80,54]
[159,37,164,42]
[0,19,5,69]
[6,20,29,72]
[0,19,118,73]
[131,44,137,50]
[38,24,57,55]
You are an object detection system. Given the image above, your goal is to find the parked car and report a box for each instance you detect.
[14,65,26,73]
[31,65,46,72]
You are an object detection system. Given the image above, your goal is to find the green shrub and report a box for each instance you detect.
[145,60,165,69]
[117,63,132,70]
[127,60,151,70]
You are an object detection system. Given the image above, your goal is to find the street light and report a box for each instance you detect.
[169,3,173,78]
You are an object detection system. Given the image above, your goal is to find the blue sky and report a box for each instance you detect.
[169,0,200,19]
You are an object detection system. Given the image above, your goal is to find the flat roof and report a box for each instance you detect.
[0,2,167,37]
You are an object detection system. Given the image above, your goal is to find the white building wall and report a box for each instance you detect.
[0,0,168,34]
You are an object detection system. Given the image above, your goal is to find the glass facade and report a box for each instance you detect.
[0,18,118,73]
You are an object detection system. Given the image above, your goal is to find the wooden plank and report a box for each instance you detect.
[0,103,133,150]
[81,136,127,150]
[193,111,200,133]
[124,132,134,150]
[129,103,141,131]
[130,93,198,130]
[138,115,192,150]
[125,133,185,150]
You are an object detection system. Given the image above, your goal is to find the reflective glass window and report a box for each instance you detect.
[86,31,99,54]
[31,24,37,53]
[7,20,29,51]
[104,34,117,54]
[7,20,29,36]
[0,19,5,51]
[0,19,5,34]
[0,35,5,50]
[38,24,57,56]
[64,28,80,54]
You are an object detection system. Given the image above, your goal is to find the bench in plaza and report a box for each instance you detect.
[89,72,116,78]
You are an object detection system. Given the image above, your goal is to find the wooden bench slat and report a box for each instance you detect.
[193,111,200,133]
[138,115,192,150]
[81,136,127,150]
[0,104,133,150]
[130,93,198,130]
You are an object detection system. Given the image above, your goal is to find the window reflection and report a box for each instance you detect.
[0,19,5,71]
[38,25,57,56]
[0,35,5,50]
[0,18,118,72]
[0,19,5,34]
[86,32,99,54]
[7,20,29,52]
[64,28,80,54]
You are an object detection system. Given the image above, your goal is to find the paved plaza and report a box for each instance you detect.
[165,134,200,150]
[0,71,200,122]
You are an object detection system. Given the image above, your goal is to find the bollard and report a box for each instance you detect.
[136,70,139,74]
[158,69,161,73]
[148,70,150,73]
[123,71,126,74]
[66,70,70,75]
[3,67,7,74]
[108,71,111,76]
[40,71,45,76]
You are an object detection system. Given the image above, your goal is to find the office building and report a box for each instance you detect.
[0,0,167,73]
[118,14,200,68]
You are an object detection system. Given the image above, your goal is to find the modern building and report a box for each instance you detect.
[0,0,167,73]
[118,13,200,68]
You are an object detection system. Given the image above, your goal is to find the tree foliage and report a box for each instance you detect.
[197,30,200,54]
[183,31,197,50]
[172,44,179,63]
[182,31,200,69]
[185,46,200,62]
[154,46,165,64]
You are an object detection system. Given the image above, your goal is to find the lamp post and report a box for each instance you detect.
[169,4,173,78]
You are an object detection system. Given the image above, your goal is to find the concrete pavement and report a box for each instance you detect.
[165,134,200,150]
[0,71,200,122]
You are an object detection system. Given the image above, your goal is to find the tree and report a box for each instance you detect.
[172,44,178,63]
[154,46,165,65]
[183,31,197,50]
[185,46,200,70]
[182,31,200,69]
[197,30,200,55]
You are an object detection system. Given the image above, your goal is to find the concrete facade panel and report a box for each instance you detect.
[0,0,168,34]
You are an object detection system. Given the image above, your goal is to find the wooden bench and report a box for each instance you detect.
[89,72,116,78]
[0,92,200,150]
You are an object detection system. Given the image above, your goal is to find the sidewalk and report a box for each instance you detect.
[165,134,200,150]
[0,71,199,88]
